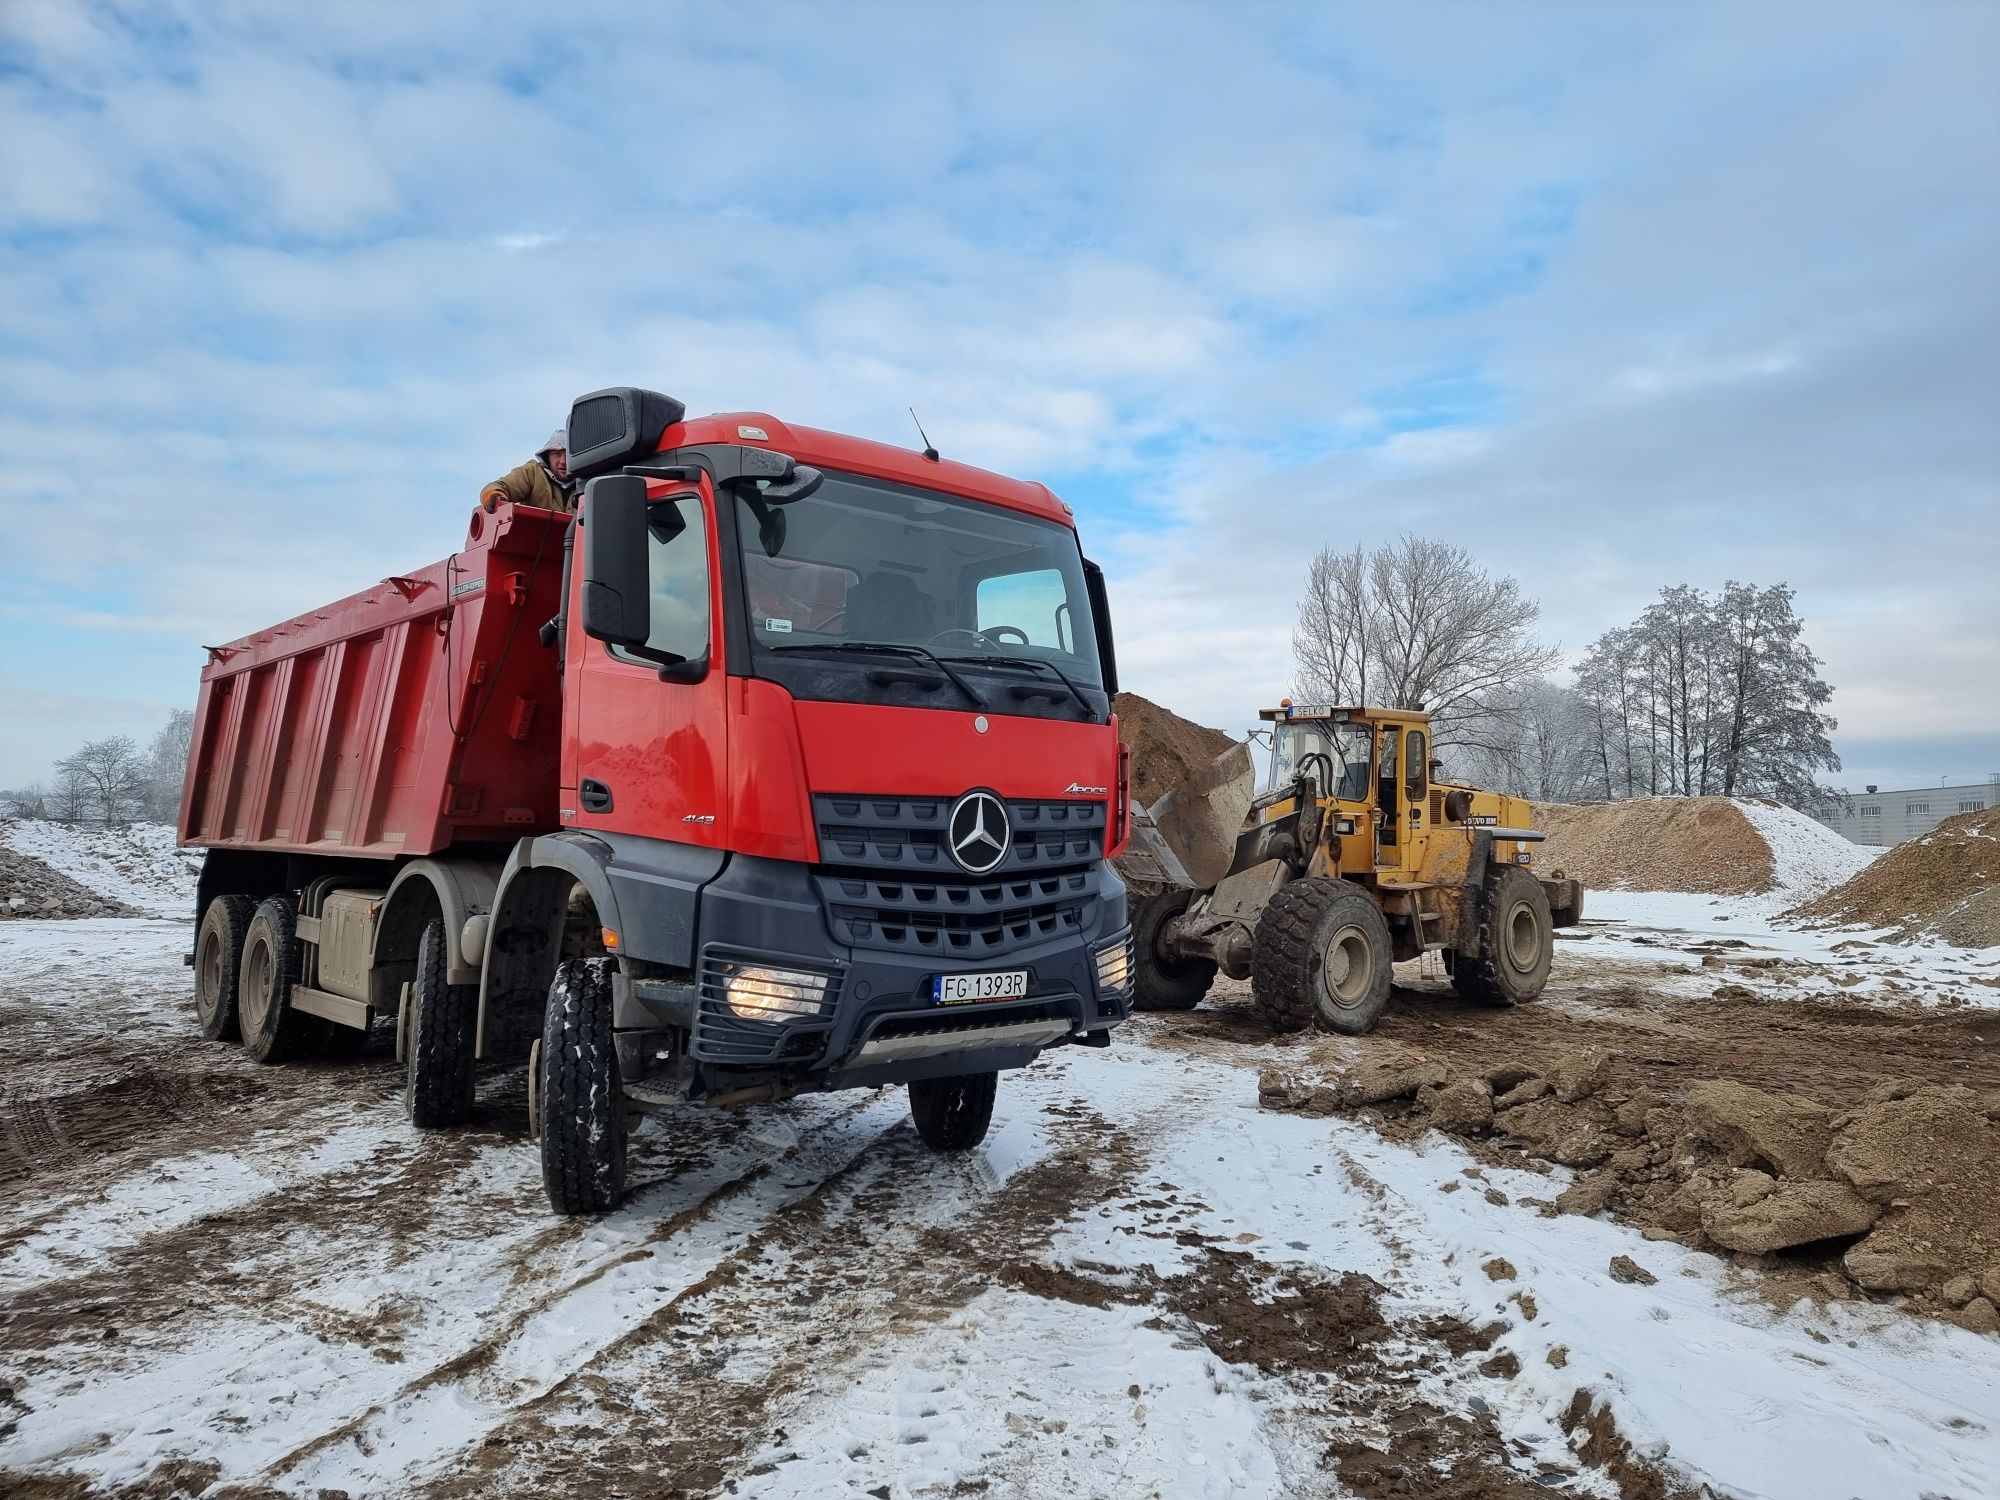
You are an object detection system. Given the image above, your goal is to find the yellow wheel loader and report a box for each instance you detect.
[1122,703,1584,1034]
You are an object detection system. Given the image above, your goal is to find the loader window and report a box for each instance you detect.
[609,495,710,667]
[1406,730,1427,800]
[1268,721,1371,800]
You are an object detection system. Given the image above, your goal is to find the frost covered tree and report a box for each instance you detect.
[1451,679,1602,802]
[1573,582,1837,808]
[1291,536,1560,753]
[143,709,196,821]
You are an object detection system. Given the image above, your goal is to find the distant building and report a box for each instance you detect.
[1818,776,1999,847]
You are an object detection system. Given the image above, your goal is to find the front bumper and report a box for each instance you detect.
[630,852,1131,1089]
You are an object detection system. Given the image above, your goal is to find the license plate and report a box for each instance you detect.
[932,969,1028,1005]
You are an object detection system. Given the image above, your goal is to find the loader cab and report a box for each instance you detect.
[1257,704,1433,875]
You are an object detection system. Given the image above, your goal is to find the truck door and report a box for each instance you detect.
[561,481,729,847]
[1375,726,1400,863]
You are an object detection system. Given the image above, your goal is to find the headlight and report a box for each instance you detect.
[1094,934,1134,994]
[722,964,830,1022]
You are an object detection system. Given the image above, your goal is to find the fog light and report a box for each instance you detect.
[1094,934,1134,994]
[722,964,830,1022]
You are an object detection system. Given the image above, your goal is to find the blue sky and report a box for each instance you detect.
[2,0,1995,795]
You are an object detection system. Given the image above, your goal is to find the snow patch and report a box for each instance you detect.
[1733,798,1878,904]
[1,820,199,918]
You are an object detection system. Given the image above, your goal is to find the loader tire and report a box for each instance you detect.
[1251,876,1393,1036]
[194,894,255,1043]
[1452,865,1552,1007]
[540,957,626,1216]
[1130,888,1215,1011]
[237,897,319,1064]
[909,1071,998,1152]
[404,917,476,1127]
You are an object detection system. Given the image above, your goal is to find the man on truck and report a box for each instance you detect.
[181,385,1135,1218]
[481,426,575,513]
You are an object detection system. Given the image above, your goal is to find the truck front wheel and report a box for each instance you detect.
[194,894,255,1042]
[237,896,319,1064]
[539,957,626,1215]
[404,917,476,1127]
[909,1071,997,1152]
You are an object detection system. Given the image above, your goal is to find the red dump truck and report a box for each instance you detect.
[181,386,1134,1214]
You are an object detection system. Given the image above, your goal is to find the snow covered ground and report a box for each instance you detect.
[4,911,1998,1500]
[0,819,199,918]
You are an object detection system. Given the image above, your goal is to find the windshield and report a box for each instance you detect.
[735,470,1104,693]
[1268,720,1374,800]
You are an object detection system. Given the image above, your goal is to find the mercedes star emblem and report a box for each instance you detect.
[946,789,1011,875]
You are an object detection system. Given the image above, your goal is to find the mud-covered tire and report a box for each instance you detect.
[540,957,626,1215]
[1452,865,1553,1007]
[404,917,477,1127]
[909,1071,997,1152]
[194,895,255,1042]
[237,896,319,1064]
[1251,876,1394,1036]
[1130,888,1216,1012]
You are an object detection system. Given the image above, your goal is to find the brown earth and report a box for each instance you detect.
[1112,691,1237,812]
[1162,955,2000,1333]
[1791,806,2000,947]
[1531,797,1776,895]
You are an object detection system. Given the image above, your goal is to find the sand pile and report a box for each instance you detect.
[1262,1043,2000,1330]
[1112,693,1238,812]
[1533,797,1776,895]
[1791,807,2000,948]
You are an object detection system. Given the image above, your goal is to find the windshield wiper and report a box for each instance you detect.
[767,641,983,706]
[940,653,1092,713]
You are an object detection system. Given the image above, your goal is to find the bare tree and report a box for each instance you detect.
[57,735,149,825]
[1451,679,1601,802]
[50,760,89,822]
[1291,536,1560,752]
[3,782,51,818]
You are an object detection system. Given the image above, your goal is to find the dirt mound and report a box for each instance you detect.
[1790,806,2000,947]
[0,849,138,920]
[1533,797,1775,895]
[1112,692,1237,812]
[1261,1040,2000,1331]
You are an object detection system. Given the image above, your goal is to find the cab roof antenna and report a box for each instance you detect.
[909,407,940,463]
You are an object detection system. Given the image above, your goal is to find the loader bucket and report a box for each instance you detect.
[1124,742,1256,891]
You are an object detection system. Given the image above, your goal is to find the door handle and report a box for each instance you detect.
[580,778,614,814]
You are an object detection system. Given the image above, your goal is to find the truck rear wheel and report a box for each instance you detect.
[1130,888,1216,1012]
[540,957,626,1215]
[1452,865,1552,1007]
[194,894,255,1042]
[1251,876,1394,1036]
[909,1071,997,1151]
[405,917,476,1127]
[237,896,319,1064]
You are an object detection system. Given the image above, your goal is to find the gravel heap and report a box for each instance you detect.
[1532,797,1777,895]
[1112,693,1238,812]
[1790,806,2000,948]
[0,847,141,919]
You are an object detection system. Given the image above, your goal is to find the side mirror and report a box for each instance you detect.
[1083,558,1118,697]
[580,475,652,649]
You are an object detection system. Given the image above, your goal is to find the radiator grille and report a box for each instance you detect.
[812,794,1102,956]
